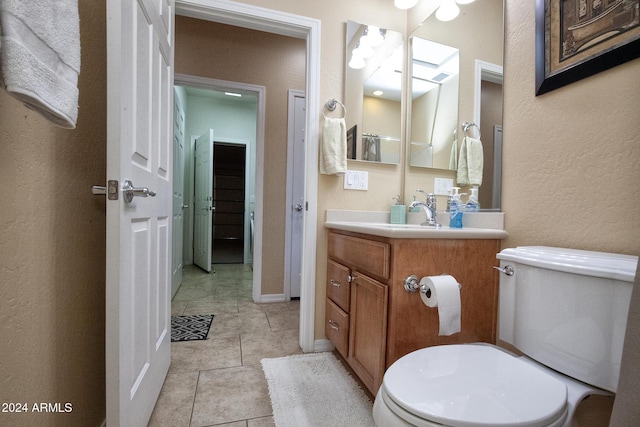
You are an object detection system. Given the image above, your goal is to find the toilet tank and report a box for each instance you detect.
[496,246,637,393]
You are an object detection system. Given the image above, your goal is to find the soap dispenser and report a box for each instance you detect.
[390,195,406,224]
[465,186,480,212]
[449,187,463,228]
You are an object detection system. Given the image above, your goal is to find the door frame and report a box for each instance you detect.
[175,73,266,302]
[175,0,320,352]
[212,138,252,264]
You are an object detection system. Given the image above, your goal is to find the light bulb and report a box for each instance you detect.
[364,26,384,47]
[436,0,460,21]
[394,0,419,10]
[349,54,366,69]
[455,0,476,4]
[355,38,374,58]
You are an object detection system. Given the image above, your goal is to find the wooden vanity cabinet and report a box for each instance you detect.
[326,229,500,396]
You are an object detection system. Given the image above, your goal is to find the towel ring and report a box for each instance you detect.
[462,121,481,139]
[323,98,346,119]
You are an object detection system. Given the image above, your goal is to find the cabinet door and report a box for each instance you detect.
[348,272,388,395]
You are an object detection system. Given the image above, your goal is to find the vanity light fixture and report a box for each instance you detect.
[435,0,460,21]
[394,0,419,9]
[435,0,476,22]
[348,26,387,69]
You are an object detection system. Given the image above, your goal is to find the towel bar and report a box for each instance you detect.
[323,98,346,119]
[462,121,481,139]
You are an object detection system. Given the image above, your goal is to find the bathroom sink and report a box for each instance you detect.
[324,221,508,239]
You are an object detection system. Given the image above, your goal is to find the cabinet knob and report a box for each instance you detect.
[328,320,340,331]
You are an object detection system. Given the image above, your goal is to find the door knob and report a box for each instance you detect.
[294,203,304,211]
[123,180,156,203]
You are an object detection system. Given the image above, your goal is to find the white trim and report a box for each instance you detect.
[314,339,335,353]
[258,294,286,304]
[175,0,320,353]
[473,60,503,127]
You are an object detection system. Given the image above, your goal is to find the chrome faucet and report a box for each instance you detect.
[410,190,441,228]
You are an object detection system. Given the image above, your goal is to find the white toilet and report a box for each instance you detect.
[373,246,638,427]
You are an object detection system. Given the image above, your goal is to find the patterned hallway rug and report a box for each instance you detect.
[261,352,374,427]
[171,314,214,342]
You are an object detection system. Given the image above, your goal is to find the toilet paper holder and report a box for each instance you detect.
[403,274,462,298]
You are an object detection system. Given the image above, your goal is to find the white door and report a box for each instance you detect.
[105,0,174,426]
[287,91,305,298]
[172,89,186,296]
[193,130,214,272]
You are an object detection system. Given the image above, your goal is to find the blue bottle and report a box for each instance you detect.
[449,187,463,228]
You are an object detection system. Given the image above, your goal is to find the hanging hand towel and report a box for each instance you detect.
[0,0,81,129]
[320,117,347,175]
[457,136,484,186]
[449,136,458,170]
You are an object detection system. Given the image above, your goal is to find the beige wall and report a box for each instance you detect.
[1,0,638,424]
[503,0,640,255]
[174,17,306,295]
[0,1,107,425]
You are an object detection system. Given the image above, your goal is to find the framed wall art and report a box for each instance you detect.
[535,0,640,95]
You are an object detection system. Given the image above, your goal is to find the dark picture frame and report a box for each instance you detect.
[346,125,357,160]
[535,0,640,96]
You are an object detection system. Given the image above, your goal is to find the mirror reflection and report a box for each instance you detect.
[345,21,403,164]
[405,0,504,211]
[409,37,459,169]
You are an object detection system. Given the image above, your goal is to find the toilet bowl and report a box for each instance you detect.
[373,246,637,427]
[373,343,608,427]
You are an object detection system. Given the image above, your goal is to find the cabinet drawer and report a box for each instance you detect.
[326,260,351,312]
[325,298,349,358]
[328,232,390,280]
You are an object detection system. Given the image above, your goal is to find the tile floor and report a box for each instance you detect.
[148,263,303,427]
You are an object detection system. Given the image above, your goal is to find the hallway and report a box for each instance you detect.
[149,264,302,426]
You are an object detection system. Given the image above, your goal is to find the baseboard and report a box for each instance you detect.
[313,339,335,352]
[258,293,285,303]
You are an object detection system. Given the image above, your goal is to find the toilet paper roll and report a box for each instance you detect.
[419,275,461,336]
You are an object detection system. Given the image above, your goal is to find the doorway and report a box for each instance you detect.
[212,142,246,264]
[174,0,321,353]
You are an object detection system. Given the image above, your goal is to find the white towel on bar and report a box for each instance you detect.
[0,0,81,128]
[457,136,484,186]
[320,117,347,175]
[449,136,458,170]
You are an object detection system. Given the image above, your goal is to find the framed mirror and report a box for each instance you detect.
[405,0,504,210]
[345,21,403,164]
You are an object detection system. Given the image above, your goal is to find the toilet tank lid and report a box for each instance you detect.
[497,246,638,283]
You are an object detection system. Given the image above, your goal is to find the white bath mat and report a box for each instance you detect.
[261,352,374,427]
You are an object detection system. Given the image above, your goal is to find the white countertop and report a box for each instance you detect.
[325,210,508,240]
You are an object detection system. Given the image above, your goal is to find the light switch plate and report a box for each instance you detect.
[434,178,454,195]
[344,170,368,190]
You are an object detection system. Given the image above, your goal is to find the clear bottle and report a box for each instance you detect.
[449,187,463,228]
[465,186,480,212]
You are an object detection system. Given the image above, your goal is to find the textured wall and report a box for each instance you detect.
[0,1,107,425]
[503,0,640,255]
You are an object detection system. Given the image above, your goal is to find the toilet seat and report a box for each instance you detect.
[380,344,568,427]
